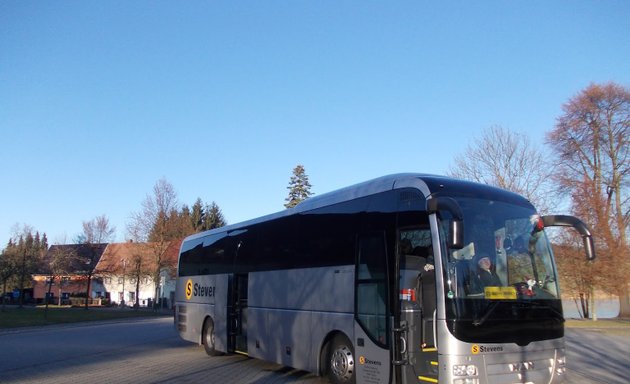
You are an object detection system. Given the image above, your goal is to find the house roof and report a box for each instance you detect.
[94,240,181,276]
[40,243,108,274]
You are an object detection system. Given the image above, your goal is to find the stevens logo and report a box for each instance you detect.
[185,279,216,300]
[185,279,193,300]
[472,344,504,354]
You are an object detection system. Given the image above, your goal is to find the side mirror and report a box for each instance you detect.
[427,197,464,250]
[542,215,596,261]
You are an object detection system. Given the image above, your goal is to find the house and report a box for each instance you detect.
[33,243,108,305]
[94,240,181,309]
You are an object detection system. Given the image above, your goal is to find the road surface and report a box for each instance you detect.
[0,317,626,383]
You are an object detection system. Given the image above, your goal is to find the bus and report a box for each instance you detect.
[175,173,594,384]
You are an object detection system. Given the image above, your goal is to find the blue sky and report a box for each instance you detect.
[1,1,628,246]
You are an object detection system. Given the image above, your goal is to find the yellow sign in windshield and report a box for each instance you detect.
[484,286,517,300]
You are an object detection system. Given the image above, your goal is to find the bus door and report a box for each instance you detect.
[229,273,248,354]
[354,233,391,384]
[398,229,438,383]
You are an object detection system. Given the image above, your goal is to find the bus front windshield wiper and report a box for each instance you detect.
[473,301,500,327]
[528,301,564,319]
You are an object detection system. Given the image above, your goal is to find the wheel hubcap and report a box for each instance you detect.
[330,344,354,381]
[206,326,214,348]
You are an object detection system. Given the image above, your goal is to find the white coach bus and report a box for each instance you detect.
[175,174,594,384]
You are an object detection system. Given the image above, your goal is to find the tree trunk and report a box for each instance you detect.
[618,292,630,318]
[46,276,54,309]
[590,288,597,321]
[134,276,140,309]
[579,293,590,318]
[44,276,54,319]
[84,274,92,310]
[1,281,6,312]
[154,274,160,311]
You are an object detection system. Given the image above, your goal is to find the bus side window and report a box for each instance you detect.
[400,255,424,290]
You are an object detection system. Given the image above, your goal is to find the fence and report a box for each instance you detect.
[68,297,103,306]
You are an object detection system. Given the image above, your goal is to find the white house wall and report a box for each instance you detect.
[100,270,176,308]
[101,275,157,307]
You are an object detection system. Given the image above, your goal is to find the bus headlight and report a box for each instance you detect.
[453,364,477,376]
[556,356,566,375]
[453,364,479,383]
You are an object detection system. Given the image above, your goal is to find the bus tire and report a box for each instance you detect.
[325,334,356,384]
[202,318,221,356]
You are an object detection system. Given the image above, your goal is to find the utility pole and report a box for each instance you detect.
[121,259,127,308]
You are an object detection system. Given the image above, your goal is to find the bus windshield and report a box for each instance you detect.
[442,197,563,343]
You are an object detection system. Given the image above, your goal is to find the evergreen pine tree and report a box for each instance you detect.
[41,233,48,252]
[203,202,226,230]
[284,164,313,208]
[191,198,205,232]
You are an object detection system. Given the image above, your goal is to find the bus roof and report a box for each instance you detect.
[182,173,530,244]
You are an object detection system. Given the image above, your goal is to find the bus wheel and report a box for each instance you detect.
[202,319,220,356]
[326,335,356,384]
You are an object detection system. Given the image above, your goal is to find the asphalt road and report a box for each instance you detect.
[563,327,629,383]
[0,317,626,383]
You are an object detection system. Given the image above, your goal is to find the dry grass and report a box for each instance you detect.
[0,306,169,329]
[565,318,630,336]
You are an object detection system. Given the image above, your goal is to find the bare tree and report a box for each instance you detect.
[128,250,153,309]
[448,125,554,212]
[128,178,178,242]
[554,235,601,318]
[78,215,115,309]
[43,244,78,316]
[81,215,116,244]
[547,82,629,317]
[128,178,179,309]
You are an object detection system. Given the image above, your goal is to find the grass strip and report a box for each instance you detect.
[565,318,630,336]
[0,306,169,329]
[565,318,630,328]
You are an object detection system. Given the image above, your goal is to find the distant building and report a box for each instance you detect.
[94,240,181,309]
[32,243,108,305]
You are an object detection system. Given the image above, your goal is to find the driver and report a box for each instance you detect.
[476,255,502,287]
